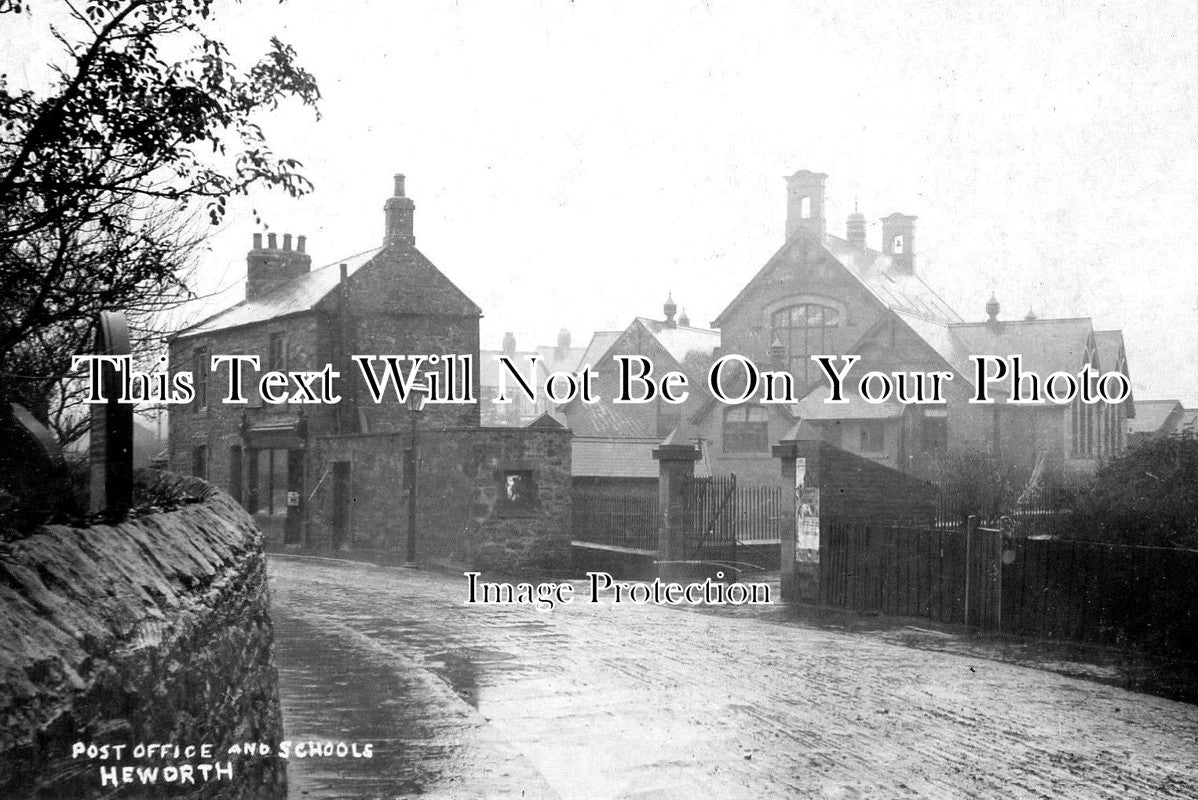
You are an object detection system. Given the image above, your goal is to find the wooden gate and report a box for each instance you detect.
[820,517,1002,627]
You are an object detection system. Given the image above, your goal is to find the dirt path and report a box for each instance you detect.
[268,556,1198,799]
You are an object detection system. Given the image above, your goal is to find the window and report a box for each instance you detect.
[893,234,904,254]
[229,445,243,504]
[268,332,287,372]
[252,448,290,515]
[859,421,885,453]
[800,196,812,219]
[497,469,537,516]
[191,445,207,478]
[771,303,842,387]
[922,410,948,452]
[193,346,208,411]
[724,406,769,453]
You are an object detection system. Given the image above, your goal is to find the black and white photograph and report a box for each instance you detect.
[2,1,1197,797]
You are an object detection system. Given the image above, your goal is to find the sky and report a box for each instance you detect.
[5,0,1198,403]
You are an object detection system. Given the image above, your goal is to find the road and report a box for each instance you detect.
[267,555,1198,799]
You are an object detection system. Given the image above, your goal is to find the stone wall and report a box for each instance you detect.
[0,471,284,799]
[309,426,572,572]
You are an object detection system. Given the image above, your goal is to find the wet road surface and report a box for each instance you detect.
[267,555,1198,799]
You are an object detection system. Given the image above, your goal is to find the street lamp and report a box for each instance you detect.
[403,382,430,568]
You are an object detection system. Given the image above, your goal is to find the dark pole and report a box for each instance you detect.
[404,413,419,567]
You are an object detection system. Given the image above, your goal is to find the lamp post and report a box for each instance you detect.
[403,383,430,567]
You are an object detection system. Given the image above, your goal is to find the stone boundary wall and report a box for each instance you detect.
[0,471,284,799]
[310,426,573,573]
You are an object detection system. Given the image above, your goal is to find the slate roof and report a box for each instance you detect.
[713,231,961,327]
[576,331,622,371]
[175,247,382,338]
[631,318,721,365]
[1093,330,1128,372]
[572,436,711,479]
[1132,400,1183,434]
[564,399,656,438]
[946,317,1096,383]
[535,344,587,375]
[175,241,481,339]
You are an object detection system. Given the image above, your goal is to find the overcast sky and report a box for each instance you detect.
[6,0,1198,403]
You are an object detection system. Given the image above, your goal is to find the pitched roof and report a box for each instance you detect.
[576,331,622,371]
[713,231,961,327]
[535,344,587,374]
[946,318,1095,382]
[1176,409,1198,433]
[563,399,656,437]
[175,247,382,338]
[1132,400,1183,434]
[572,436,711,478]
[631,318,721,364]
[1093,330,1127,372]
[175,240,481,339]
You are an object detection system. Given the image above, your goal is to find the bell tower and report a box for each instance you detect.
[784,169,828,242]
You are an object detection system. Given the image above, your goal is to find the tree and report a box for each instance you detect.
[1064,432,1198,549]
[0,0,320,442]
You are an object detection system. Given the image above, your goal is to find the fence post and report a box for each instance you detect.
[652,433,700,581]
[965,514,977,628]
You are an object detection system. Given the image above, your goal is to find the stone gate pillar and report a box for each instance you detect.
[773,423,824,602]
[652,433,700,581]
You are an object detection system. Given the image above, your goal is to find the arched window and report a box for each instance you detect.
[892,234,904,254]
[724,406,768,453]
[800,196,812,219]
[771,303,842,387]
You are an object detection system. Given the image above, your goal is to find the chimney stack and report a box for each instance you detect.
[384,172,416,247]
[784,169,828,242]
[246,231,312,299]
[881,213,916,273]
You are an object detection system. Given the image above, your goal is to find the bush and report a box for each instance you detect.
[1062,431,1198,548]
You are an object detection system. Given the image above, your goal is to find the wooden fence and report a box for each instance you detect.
[819,518,1198,658]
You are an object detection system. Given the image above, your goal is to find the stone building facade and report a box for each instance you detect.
[168,175,571,566]
[686,169,1134,485]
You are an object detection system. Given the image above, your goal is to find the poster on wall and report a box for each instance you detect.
[795,457,820,562]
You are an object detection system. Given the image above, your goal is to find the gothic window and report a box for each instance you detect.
[723,406,768,453]
[771,303,842,387]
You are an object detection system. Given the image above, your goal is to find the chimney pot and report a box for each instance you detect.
[394,174,406,197]
[297,235,307,253]
[340,262,348,281]
[283,233,293,251]
[253,233,263,249]
[267,232,278,250]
